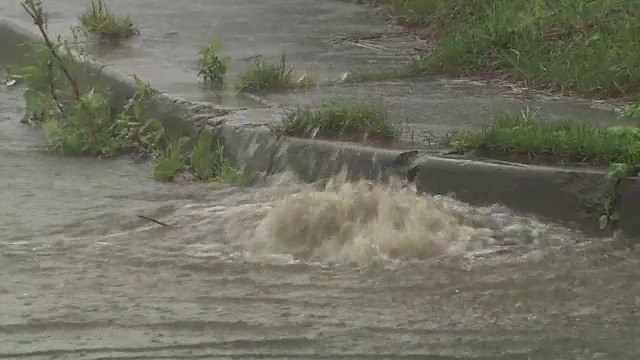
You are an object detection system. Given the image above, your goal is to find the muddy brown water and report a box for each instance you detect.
[1,85,639,359]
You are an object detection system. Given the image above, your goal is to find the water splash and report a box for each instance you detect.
[243,172,574,265]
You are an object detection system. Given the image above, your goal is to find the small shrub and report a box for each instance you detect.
[236,53,312,92]
[197,39,230,84]
[274,101,401,142]
[79,0,139,41]
[31,73,163,157]
[43,89,117,156]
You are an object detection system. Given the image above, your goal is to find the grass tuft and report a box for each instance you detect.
[447,110,640,165]
[79,0,139,41]
[373,0,640,98]
[236,53,313,92]
[273,101,401,142]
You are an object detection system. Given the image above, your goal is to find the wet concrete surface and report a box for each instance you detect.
[0,0,423,107]
[261,79,621,140]
[0,0,620,140]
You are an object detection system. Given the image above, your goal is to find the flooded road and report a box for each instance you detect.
[1,85,640,359]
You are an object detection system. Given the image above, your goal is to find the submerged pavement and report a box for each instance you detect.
[0,0,620,142]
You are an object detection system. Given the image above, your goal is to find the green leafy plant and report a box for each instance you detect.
[152,131,243,183]
[197,39,230,84]
[79,0,139,41]
[189,129,243,182]
[153,137,189,182]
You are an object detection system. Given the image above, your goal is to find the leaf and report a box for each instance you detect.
[133,102,142,120]
[598,214,609,230]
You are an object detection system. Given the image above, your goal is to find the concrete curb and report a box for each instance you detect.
[2,16,638,238]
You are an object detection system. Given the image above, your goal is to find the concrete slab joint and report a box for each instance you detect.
[1,15,636,238]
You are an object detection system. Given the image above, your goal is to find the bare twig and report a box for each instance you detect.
[137,214,172,227]
[45,58,67,115]
[21,0,81,100]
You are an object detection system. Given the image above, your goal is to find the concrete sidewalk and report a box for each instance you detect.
[0,0,620,142]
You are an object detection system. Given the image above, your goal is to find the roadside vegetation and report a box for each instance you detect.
[197,39,230,85]
[78,0,139,41]
[273,101,400,143]
[445,108,640,230]
[370,0,640,99]
[447,110,640,166]
[15,0,241,184]
[236,53,314,92]
[359,0,640,230]
[152,131,243,183]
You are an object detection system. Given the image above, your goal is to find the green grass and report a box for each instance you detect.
[447,110,640,165]
[79,0,139,41]
[273,101,401,142]
[236,53,313,92]
[371,0,640,98]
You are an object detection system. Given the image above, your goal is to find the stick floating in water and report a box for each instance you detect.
[137,215,171,227]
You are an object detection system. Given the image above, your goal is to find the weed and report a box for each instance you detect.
[153,137,189,182]
[43,88,117,156]
[79,0,139,41]
[153,131,243,183]
[189,129,243,182]
[236,53,312,92]
[197,39,230,84]
[190,130,222,180]
[273,101,401,142]
[373,0,640,98]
